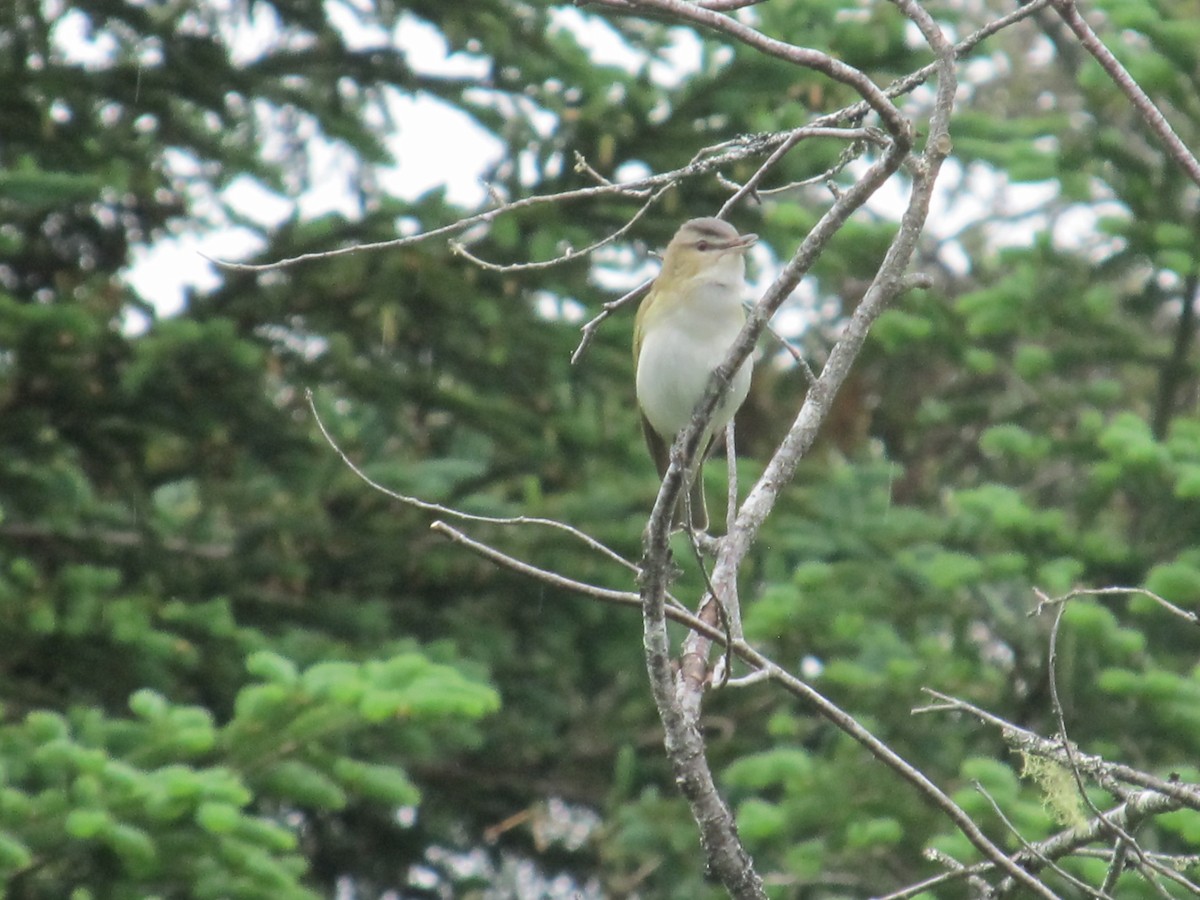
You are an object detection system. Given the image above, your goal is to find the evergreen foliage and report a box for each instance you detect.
[1,0,1198,897]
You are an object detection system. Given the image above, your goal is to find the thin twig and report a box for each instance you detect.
[716,130,876,200]
[875,867,968,900]
[695,0,763,9]
[994,788,1180,899]
[804,0,1056,132]
[717,126,885,217]
[723,669,769,688]
[707,0,959,605]
[972,780,1111,899]
[589,0,912,143]
[752,310,817,382]
[429,520,726,641]
[573,150,613,185]
[883,790,1185,900]
[1031,585,1200,627]
[682,525,733,690]
[1039,587,1187,888]
[306,389,638,573]
[449,183,673,272]
[887,788,1200,900]
[1050,0,1200,188]
[571,279,652,365]
[1046,602,1110,819]
[718,127,807,213]
[1133,851,1200,896]
[207,0,1053,279]
[206,135,790,273]
[725,421,738,538]
[1100,839,1129,897]
[205,180,641,272]
[736,645,1059,899]
[916,690,1200,812]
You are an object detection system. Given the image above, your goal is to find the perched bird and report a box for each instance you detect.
[633,217,757,531]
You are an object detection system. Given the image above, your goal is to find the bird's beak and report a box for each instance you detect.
[728,233,758,251]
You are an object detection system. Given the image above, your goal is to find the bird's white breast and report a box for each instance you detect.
[636,272,752,440]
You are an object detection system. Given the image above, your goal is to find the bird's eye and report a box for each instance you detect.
[695,240,710,251]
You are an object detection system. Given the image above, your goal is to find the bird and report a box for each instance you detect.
[633,217,756,531]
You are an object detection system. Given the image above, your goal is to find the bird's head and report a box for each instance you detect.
[658,217,757,284]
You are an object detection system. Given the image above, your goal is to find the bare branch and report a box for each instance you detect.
[917,690,1200,812]
[885,789,1186,900]
[722,668,769,688]
[207,132,792,273]
[735,644,1059,898]
[430,520,642,606]
[758,316,817,383]
[205,179,638,272]
[1044,602,1145,855]
[709,0,959,592]
[716,129,883,205]
[805,0,1057,131]
[637,563,765,897]
[972,780,1111,899]
[571,279,652,365]
[449,183,673,272]
[1132,852,1200,897]
[624,2,1058,896]
[1032,585,1200,627]
[418,517,1095,900]
[206,0,1054,281]
[633,144,908,900]
[1100,839,1129,898]
[716,126,887,217]
[429,520,727,642]
[724,421,738,538]
[587,0,913,144]
[996,791,1184,897]
[694,0,763,10]
[876,867,971,900]
[572,150,614,186]
[306,389,638,574]
[1050,0,1200,187]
